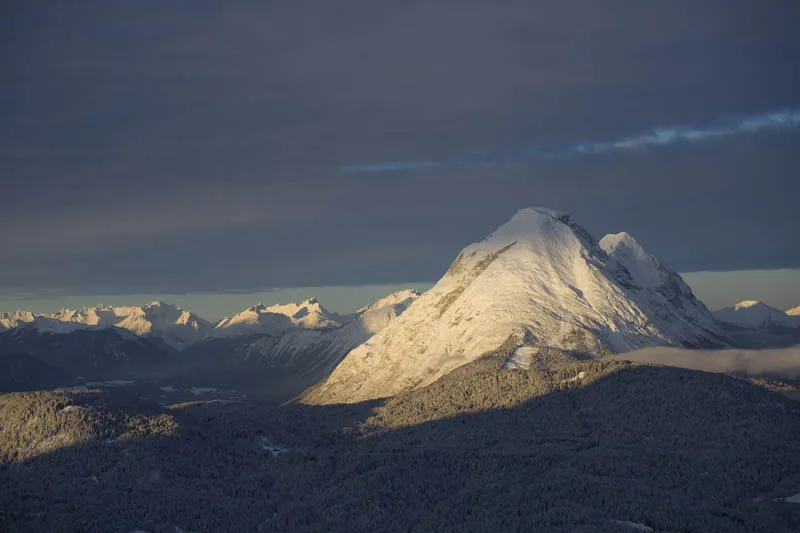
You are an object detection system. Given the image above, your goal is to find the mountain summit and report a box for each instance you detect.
[211,298,342,338]
[0,302,212,350]
[714,300,799,329]
[304,208,727,404]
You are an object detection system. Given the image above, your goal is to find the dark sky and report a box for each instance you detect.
[2,1,798,296]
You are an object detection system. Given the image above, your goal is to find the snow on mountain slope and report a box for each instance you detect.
[114,302,213,349]
[304,208,729,404]
[211,298,341,338]
[714,301,798,329]
[786,305,800,317]
[599,232,725,346]
[1,302,212,350]
[220,290,420,377]
[0,311,94,334]
[260,298,342,329]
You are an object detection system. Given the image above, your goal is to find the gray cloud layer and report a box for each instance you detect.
[614,346,800,382]
[1,1,798,295]
[343,108,800,172]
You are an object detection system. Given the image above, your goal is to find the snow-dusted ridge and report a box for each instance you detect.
[211,297,342,338]
[209,289,421,380]
[0,291,423,359]
[714,300,800,329]
[1,301,212,350]
[305,207,729,404]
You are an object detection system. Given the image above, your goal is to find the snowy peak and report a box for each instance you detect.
[714,300,798,329]
[355,289,421,335]
[600,231,648,258]
[357,289,421,315]
[600,232,663,289]
[263,298,340,329]
[212,298,341,338]
[304,207,728,404]
[0,310,94,334]
[787,305,800,317]
[0,303,213,350]
[0,310,38,330]
[212,306,294,338]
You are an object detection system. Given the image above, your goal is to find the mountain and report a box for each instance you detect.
[234,290,419,373]
[210,298,341,338]
[0,291,418,396]
[786,305,800,317]
[599,231,725,345]
[714,300,799,329]
[0,326,173,384]
[0,352,71,392]
[181,290,420,398]
[304,207,728,404]
[0,302,213,350]
[0,310,93,334]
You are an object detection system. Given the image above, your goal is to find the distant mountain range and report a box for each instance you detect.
[0,290,421,393]
[1,207,797,398]
[0,298,343,350]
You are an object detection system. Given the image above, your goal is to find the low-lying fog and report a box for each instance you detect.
[613,345,800,382]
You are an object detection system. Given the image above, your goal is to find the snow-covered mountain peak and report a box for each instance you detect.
[485,207,569,242]
[787,305,800,316]
[304,208,728,404]
[141,301,178,314]
[600,232,648,260]
[1,303,212,350]
[600,232,662,289]
[263,298,339,328]
[212,298,341,338]
[359,289,421,314]
[735,300,762,310]
[714,300,797,329]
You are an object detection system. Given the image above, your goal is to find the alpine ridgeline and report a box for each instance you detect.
[182,290,421,393]
[0,302,212,350]
[304,208,727,404]
[714,300,800,329]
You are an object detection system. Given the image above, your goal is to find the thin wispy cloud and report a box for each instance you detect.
[341,108,800,173]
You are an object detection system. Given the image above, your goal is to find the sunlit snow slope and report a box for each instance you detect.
[305,208,728,404]
[714,300,799,329]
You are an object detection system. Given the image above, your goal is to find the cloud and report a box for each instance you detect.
[1,2,797,295]
[341,161,442,173]
[342,108,800,173]
[612,345,800,382]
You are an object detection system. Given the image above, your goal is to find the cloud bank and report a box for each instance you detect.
[342,108,800,173]
[613,345,800,382]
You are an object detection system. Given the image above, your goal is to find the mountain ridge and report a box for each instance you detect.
[714,300,800,329]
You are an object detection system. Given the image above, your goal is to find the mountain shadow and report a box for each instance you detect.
[2,359,800,532]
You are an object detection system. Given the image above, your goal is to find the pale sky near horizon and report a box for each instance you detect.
[1,269,797,321]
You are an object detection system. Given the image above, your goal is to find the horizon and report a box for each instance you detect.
[1,267,799,321]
